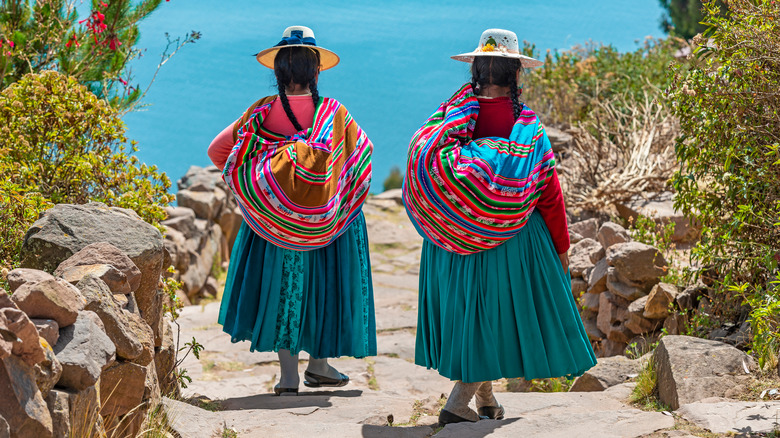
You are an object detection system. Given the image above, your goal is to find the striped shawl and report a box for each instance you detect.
[222,96,372,251]
[403,84,556,255]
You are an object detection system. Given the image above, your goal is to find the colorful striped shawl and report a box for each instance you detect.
[403,84,556,255]
[222,96,372,251]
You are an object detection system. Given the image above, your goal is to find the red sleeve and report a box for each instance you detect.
[207,120,239,171]
[534,168,570,254]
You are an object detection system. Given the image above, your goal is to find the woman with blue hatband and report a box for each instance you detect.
[208,25,376,395]
[404,28,597,425]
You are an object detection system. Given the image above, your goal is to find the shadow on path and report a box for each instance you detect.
[221,389,364,411]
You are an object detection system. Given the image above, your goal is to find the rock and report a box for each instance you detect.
[372,189,404,205]
[583,318,604,341]
[53,242,141,294]
[663,313,686,336]
[571,278,587,298]
[34,340,62,396]
[597,222,631,250]
[177,165,226,193]
[202,276,219,299]
[545,126,573,152]
[615,192,700,243]
[600,339,628,357]
[45,390,69,438]
[606,242,667,287]
[654,335,756,410]
[6,269,55,293]
[31,320,59,347]
[57,264,132,294]
[606,268,648,302]
[570,356,642,392]
[177,189,224,221]
[1,291,46,366]
[569,219,599,241]
[161,209,199,241]
[76,275,150,361]
[587,259,608,294]
[181,226,221,298]
[53,311,115,391]
[63,385,102,438]
[155,320,178,397]
[625,296,662,335]
[569,230,584,245]
[724,321,751,349]
[581,292,600,313]
[643,283,678,319]
[20,203,165,347]
[0,415,8,438]
[99,361,147,417]
[0,355,53,438]
[676,282,706,311]
[570,238,604,278]
[217,206,242,256]
[10,279,84,328]
[597,293,632,344]
[677,400,780,434]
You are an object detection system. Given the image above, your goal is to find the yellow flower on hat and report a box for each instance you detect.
[482,43,495,52]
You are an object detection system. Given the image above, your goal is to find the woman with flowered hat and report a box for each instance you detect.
[208,25,375,395]
[404,28,596,425]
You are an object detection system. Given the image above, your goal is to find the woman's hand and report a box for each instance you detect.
[558,252,569,273]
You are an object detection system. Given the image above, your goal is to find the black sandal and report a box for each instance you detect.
[303,370,349,388]
[477,404,505,420]
[273,384,298,396]
[438,409,488,427]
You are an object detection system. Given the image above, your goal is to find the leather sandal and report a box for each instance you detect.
[438,409,487,427]
[303,370,349,388]
[477,404,505,420]
[273,384,298,396]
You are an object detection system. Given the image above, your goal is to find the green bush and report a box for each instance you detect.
[0,71,173,270]
[0,0,199,109]
[383,166,404,192]
[667,1,780,364]
[522,38,681,127]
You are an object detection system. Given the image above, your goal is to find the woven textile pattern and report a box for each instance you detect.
[403,84,555,254]
[223,96,372,251]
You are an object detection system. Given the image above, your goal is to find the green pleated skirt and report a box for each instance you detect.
[218,213,377,359]
[415,211,597,382]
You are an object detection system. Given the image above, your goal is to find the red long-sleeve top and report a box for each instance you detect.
[474,97,570,254]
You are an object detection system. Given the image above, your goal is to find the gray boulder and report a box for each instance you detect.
[569,218,599,241]
[177,189,225,221]
[606,242,667,287]
[0,355,53,438]
[625,296,662,335]
[0,291,46,366]
[587,259,608,294]
[76,276,149,361]
[6,269,54,294]
[52,311,115,391]
[34,341,62,396]
[20,203,165,346]
[644,283,678,319]
[45,390,69,438]
[654,335,756,410]
[606,268,648,302]
[570,238,605,278]
[615,192,700,243]
[10,279,85,329]
[570,356,642,392]
[597,222,631,249]
[53,242,141,294]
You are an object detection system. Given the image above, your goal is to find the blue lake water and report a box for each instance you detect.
[123,0,665,192]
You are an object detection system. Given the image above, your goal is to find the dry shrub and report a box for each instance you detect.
[558,93,679,212]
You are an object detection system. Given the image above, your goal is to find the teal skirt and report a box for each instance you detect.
[415,211,597,382]
[218,213,377,359]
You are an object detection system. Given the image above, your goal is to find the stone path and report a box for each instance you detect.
[164,196,759,437]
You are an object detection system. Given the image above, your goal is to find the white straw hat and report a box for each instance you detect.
[451,28,543,68]
[255,25,340,70]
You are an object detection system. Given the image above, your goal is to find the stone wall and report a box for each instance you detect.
[163,166,241,305]
[1,203,178,438]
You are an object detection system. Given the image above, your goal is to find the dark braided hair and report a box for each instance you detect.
[471,56,524,120]
[273,46,321,132]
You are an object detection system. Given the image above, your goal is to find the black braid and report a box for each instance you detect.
[277,80,303,132]
[509,73,523,120]
[310,76,320,108]
[273,47,321,132]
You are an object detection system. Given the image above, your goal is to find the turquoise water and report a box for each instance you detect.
[123,0,665,191]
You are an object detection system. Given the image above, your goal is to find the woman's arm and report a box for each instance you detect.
[534,168,571,258]
[207,120,239,171]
